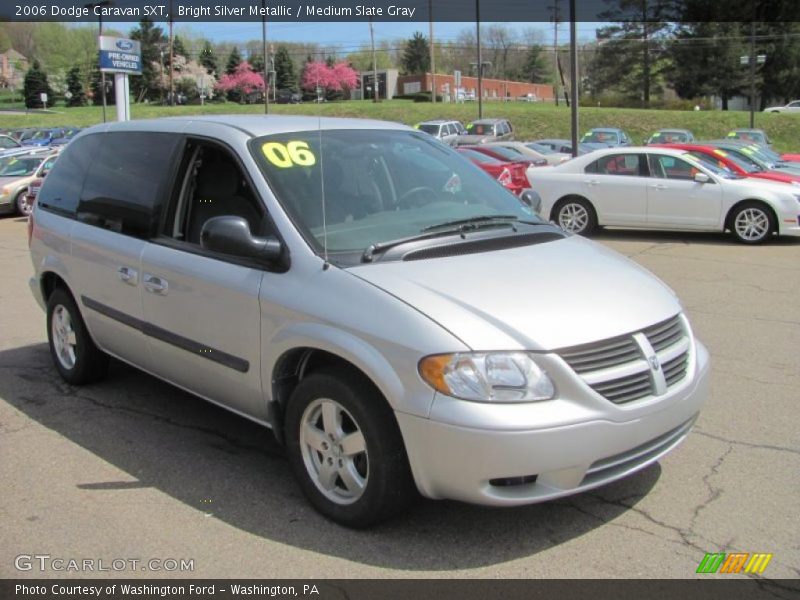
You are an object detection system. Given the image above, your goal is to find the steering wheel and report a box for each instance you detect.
[396,186,437,209]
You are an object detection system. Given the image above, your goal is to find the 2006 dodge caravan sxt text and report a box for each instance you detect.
[28,116,709,527]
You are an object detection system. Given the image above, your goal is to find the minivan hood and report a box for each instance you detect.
[347,235,680,351]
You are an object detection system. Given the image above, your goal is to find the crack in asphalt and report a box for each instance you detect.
[693,429,800,457]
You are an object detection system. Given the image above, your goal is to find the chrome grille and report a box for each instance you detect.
[556,314,691,405]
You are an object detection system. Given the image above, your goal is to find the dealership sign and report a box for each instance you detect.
[99,36,142,75]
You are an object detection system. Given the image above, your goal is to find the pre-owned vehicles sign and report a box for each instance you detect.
[99,36,142,75]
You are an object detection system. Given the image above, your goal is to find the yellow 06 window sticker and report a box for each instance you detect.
[262,141,316,168]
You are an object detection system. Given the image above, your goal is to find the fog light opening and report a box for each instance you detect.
[489,474,538,487]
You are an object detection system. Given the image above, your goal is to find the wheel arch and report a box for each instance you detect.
[724,198,779,233]
[550,194,599,224]
[266,330,409,445]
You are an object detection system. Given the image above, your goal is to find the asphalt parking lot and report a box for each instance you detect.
[1,215,798,580]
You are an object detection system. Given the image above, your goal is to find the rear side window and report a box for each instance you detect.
[38,134,102,217]
[78,132,181,239]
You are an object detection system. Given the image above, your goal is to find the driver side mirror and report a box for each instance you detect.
[200,216,283,262]
[519,189,543,215]
[694,172,711,184]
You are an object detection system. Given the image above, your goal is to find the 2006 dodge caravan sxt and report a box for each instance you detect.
[29,116,709,527]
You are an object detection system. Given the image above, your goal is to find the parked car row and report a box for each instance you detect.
[0,126,82,149]
[0,148,61,216]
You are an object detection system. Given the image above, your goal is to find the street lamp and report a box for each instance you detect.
[84,0,112,123]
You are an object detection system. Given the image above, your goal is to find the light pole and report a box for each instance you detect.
[428,0,435,103]
[569,0,578,157]
[261,0,269,114]
[476,0,482,118]
[369,18,379,102]
[85,0,112,123]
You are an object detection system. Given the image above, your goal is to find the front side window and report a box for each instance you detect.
[250,129,539,255]
[648,155,700,180]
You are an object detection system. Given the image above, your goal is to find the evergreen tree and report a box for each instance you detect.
[517,44,549,83]
[401,32,430,75]
[130,18,167,102]
[199,41,218,76]
[90,55,115,106]
[249,51,265,76]
[23,60,53,109]
[274,45,297,91]
[225,47,242,75]
[65,66,86,107]
[172,35,187,58]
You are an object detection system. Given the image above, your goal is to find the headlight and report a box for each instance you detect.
[1,185,11,196]
[419,352,555,403]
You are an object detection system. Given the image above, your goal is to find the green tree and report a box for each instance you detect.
[90,54,115,106]
[225,47,242,75]
[199,40,218,76]
[130,18,167,102]
[65,66,86,107]
[401,32,430,75]
[172,35,187,59]
[274,45,297,91]
[590,0,674,105]
[249,51,265,76]
[23,60,53,108]
[517,44,550,83]
[757,22,800,107]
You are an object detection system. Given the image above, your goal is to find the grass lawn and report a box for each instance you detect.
[1,99,799,152]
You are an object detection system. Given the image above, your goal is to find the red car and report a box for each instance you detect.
[456,147,530,196]
[652,143,800,185]
[461,144,547,168]
[781,152,800,163]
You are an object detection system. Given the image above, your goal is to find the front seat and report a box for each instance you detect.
[187,160,261,245]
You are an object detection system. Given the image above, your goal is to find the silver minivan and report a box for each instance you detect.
[28,116,709,527]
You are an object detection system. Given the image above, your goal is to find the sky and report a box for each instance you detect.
[145,21,603,48]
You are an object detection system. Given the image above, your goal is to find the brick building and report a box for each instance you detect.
[397,72,554,102]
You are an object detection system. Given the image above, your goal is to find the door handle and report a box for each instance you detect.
[143,274,168,295]
[650,184,668,190]
[585,179,599,186]
[117,266,138,285]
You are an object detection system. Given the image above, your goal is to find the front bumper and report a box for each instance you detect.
[396,341,710,506]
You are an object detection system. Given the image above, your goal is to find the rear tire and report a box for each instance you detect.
[553,197,597,235]
[47,288,109,385]
[729,202,775,244]
[15,190,30,217]
[285,368,416,528]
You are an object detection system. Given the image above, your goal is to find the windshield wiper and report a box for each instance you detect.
[421,214,520,232]
[362,228,471,263]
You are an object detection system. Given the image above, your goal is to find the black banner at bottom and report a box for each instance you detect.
[3,579,799,600]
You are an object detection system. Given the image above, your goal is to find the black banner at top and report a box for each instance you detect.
[4,0,800,23]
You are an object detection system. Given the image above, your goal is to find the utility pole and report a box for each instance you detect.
[749,20,756,128]
[569,0,578,157]
[262,0,269,114]
[429,0,435,103]
[370,18,379,102]
[476,0,482,118]
[551,0,560,106]
[85,1,111,122]
[168,0,174,105]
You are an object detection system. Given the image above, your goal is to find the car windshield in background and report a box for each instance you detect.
[485,146,523,161]
[650,132,689,143]
[467,123,495,135]
[581,131,619,144]
[682,153,740,179]
[417,124,440,135]
[250,129,537,255]
[0,156,40,176]
[0,137,18,148]
[458,148,502,164]
[708,148,760,173]
[527,142,555,154]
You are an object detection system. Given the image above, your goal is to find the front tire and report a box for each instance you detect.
[15,190,30,217]
[285,368,416,528]
[554,197,597,235]
[47,288,109,385]
[730,202,775,244]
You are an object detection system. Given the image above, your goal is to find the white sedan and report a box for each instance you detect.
[763,100,800,114]
[529,147,800,244]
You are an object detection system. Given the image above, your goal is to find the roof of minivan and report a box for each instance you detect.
[89,115,411,137]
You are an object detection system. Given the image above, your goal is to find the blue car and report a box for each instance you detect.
[21,128,65,147]
[50,127,81,146]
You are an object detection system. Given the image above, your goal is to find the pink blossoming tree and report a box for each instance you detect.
[216,61,266,103]
[301,61,359,99]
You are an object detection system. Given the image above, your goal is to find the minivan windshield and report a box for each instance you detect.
[250,129,538,254]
